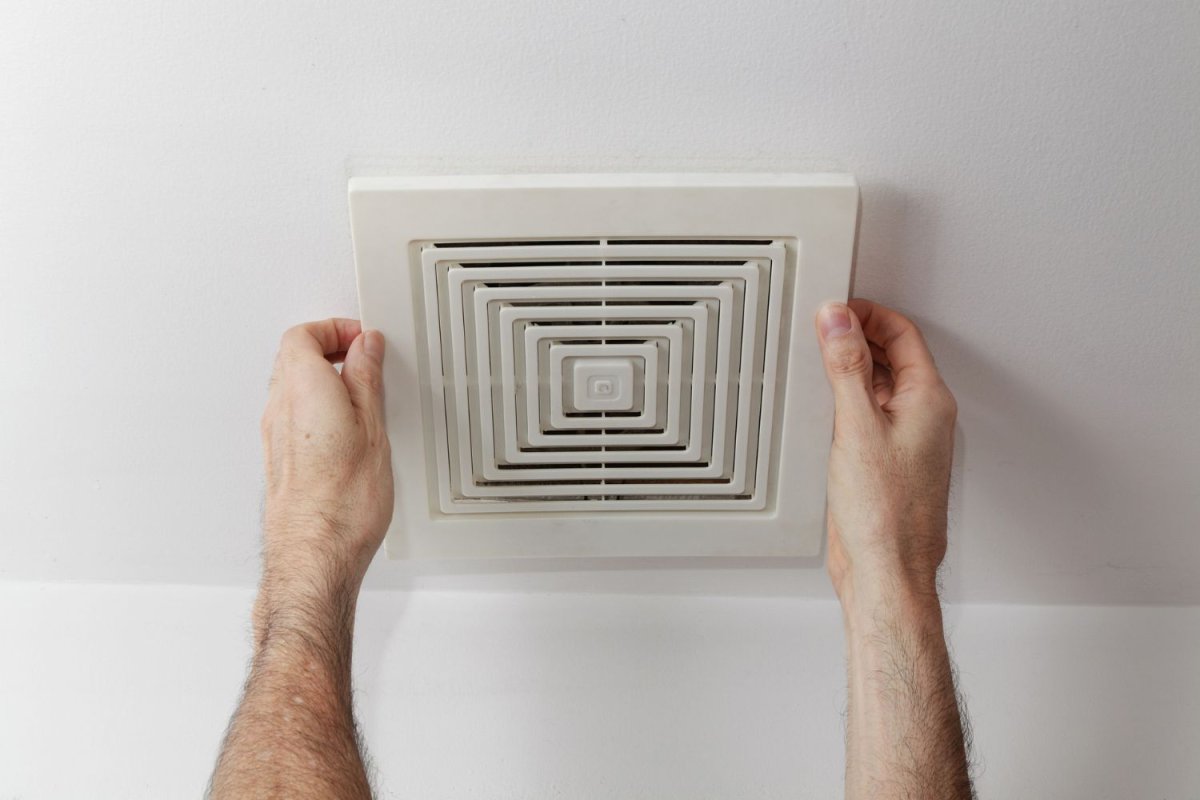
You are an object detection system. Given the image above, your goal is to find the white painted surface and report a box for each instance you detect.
[0,2,1197,603]
[1,583,1197,799]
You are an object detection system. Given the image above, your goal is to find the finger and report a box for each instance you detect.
[848,299,941,391]
[341,329,386,426]
[279,318,363,362]
[269,319,363,396]
[815,302,883,424]
[868,341,890,368]
[871,361,895,406]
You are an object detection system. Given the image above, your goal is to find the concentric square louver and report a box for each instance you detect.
[426,241,781,508]
[351,173,858,559]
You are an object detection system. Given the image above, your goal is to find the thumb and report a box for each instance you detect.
[341,329,387,427]
[815,302,880,423]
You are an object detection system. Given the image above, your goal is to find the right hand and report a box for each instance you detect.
[814,299,957,609]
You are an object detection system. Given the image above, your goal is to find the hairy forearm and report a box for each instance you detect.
[209,579,371,799]
[842,576,973,800]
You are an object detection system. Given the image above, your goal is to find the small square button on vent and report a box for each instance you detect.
[571,358,635,411]
[351,173,858,559]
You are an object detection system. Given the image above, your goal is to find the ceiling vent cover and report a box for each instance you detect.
[351,174,858,559]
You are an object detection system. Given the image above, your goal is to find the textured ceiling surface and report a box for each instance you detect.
[1,0,1196,604]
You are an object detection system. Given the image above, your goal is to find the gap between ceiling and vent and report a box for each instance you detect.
[431,238,777,248]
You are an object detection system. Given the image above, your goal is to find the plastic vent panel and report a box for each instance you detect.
[423,240,786,512]
[350,173,858,559]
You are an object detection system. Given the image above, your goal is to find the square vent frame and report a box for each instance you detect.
[350,173,858,559]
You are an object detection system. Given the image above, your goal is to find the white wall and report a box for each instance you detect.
[1,583,1197,799]
[2,4,1197,796]
[1,0,1198,605]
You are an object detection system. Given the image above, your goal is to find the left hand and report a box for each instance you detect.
[259,318,393,604]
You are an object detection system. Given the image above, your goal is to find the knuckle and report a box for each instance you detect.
[894,311,921,335]
[928,383,958,421]
[827,343,872,377]
[281,323,310,344]
[356,368,384,394]
[277,327,302,352]
[887,308,927,345]
[273,349,309,383]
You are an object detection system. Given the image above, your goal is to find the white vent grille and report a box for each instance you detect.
[420,239,788,512]
[351,173,858,559]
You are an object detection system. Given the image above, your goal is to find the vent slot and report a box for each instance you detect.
[432,238,774,248]
[432,239,602,248]
[607,238,775,246]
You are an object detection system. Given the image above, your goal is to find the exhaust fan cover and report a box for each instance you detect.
[350,173,858,559]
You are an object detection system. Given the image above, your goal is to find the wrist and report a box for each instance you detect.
[836,564,943,634]
[262,510,376,587]
[253,562,361,653]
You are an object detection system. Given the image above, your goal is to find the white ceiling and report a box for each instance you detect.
[1,0,1196,604]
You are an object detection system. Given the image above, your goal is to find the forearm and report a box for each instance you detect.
[209,580,371,799]
[841,573,972,800]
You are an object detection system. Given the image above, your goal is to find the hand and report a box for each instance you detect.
[259,319,393,609]
[211,318,390,799]
[815,299,957,609]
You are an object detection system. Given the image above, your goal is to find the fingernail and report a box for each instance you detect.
[363,330,385,362]
[818,303,852,339]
